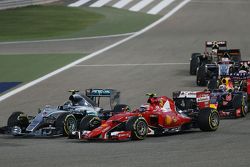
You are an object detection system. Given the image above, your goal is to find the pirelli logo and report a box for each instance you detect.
[197,96,210,102]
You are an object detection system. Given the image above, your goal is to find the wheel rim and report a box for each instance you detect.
[66,117,76,132]
[241,98,247,116]
[136,121,147,136]
[210,112,219,128]
[242,105,247,116]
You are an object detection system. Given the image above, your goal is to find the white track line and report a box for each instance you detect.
[68,0,91,7]
[0,0,191,102]
[90,0,113,7]
[113,0,133,9]
[147,0,175,15]
[129,0,154,12]
[75,63,189,67]
[0,32,135,45]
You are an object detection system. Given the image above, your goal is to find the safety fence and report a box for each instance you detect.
[0,0,59,10]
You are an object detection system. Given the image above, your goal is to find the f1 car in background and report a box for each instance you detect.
[207,61,250,88]
[196,49,242,86]
[71,92,219,141]
[6,88,126,137]
[196,49,241,86]
[207,71,249,118]
[190,41,227,75]
[209,86,248,118]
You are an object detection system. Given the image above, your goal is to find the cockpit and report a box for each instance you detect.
[69,94,92,107]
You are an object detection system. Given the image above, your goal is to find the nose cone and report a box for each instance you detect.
[85,124,110,139]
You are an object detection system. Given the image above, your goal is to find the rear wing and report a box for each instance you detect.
[217,49,241,62]
[227,72,250,80]
[205,41,227,48]
[85,89,120,109]
[217,49,241,57]
[239,61,250,66]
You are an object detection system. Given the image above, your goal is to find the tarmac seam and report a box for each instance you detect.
[74,63,189,67]
[0,32,135,45]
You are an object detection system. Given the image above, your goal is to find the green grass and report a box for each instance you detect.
[0,5,160,41]
[0,54,85,82]
[64,7,161,37]
[0,5,103,41]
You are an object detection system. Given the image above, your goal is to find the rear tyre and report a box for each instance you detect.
[207,77,218,90]
[232,94,242,109]
[7,111,29,130]
[198,108,219,131]
[190,53,200,75]
[197,65,207,86]
[79,115,101,131]
[126,116,148,140]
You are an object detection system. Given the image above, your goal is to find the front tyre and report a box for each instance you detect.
[55,113,77,136]
[63,114,77,136]
[198,108,219,131]
[126,116,148,140]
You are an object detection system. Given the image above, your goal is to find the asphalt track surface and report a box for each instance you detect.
[1,0,250,167]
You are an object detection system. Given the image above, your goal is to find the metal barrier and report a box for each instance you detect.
[0,0,59,10]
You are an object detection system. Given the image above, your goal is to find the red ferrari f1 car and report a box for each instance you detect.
[70,92,220,141]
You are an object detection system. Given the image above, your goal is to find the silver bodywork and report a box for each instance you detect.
[11,94,101,136]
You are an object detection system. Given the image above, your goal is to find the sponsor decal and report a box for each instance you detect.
[197,95,210,102]
[165,115,172,125]
[101,123,108,127]
[172,117,177,123]
[91,89,111,96]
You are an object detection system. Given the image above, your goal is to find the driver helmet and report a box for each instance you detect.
[69,94,83,105]
[221,52,230,62]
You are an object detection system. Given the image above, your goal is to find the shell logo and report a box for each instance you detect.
[101,123,108,127]
[159,99,164,108]
[165,115,172,125]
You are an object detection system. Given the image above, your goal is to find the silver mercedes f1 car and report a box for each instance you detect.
[6,89,125,137]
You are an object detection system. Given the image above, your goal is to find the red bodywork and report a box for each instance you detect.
[78,96,193,141]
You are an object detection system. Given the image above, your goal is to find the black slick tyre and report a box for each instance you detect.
[190,53,200,75]
[198,108,219,131]
[79,115,101,131]
[197,65,207,86]
[207,77,218,90]
[7,111,29,129]
[55,113,72,136]
[240,95,247,117]
[63,114,77,136]
[126,116,148,140]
